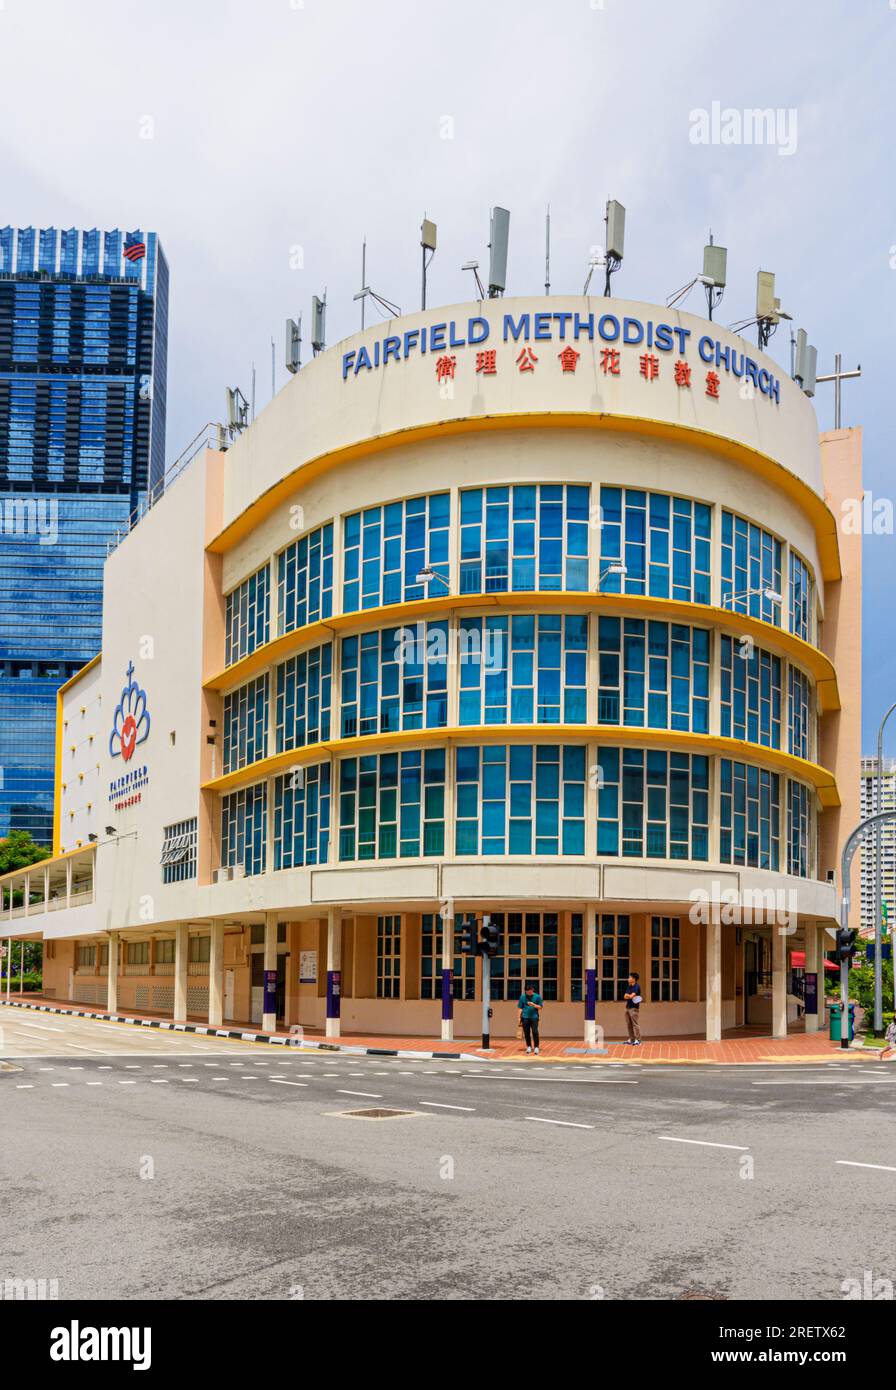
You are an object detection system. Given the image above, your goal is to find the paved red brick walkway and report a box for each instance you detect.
[8,993,874,1064]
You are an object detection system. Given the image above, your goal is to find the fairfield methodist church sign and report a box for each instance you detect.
[341,309,782,405]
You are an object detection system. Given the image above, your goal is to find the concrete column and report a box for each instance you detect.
[584,909,597,1045]
[440,900,454,1042]
[173,924,189,1023]
[19,937,26,993]
[262,914,278,1033]
[208,921,225,1028]
[325,908,342,1038]
[705,917,722,1042]
[804,922,820,1034]
[65,858,72,909]
[107,931,119,1014]
[771,926,787,1038]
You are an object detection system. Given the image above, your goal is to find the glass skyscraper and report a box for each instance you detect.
[0,226,168,843]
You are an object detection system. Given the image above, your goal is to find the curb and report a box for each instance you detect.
[0,998,481,1061]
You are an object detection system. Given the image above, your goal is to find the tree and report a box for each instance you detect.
[0,830,50,876]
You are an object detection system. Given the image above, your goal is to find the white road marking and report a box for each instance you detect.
[751,1079,896,1086]
[269,1079,307,1088]
[836,1160,896,1173]
[338,1090,382,1098]
[658,1136,749,1150]
[51,1083,69,1088]
[181,1078,199,1083]
[85,1082,103,1087]
[118,1080,137,1086]
[10,1021,65,1032]
[15,1084,33,1089]
[524,1116,594,1129]
[419,1101,475,1111]
[150,1079,169,1084]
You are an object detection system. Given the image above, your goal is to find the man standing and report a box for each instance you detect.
[517,983,543,1054]
[623,972,642,1045]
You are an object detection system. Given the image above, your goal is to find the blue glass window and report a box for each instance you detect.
[338,749,446,860]
[420,914,478,1001]
[719,759,780,870]
[788,666,811,761]
[789,551,812,642]
[343,492,450,612]
[277,522,334,634]
[720,636,782,749]
[458,614,588,725]
[599,487,712,603]
[597,618,710,732]
[340,622,448,737]
[275,644,332,751]
[455,744,586,856]
[221,783,267,877]
[223,675,268,774]
[459,484,589,595]
[721,511,783,625]
[225,564,270,666]
[596,747,710,860]
[273,763,331,868]
[787,779,810,877]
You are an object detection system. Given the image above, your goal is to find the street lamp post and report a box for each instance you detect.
[874,703,896,1035]
[839,808,896,1049]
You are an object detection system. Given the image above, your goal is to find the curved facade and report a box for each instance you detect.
[24,296,861,1043]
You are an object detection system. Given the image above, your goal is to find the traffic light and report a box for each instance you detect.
[460,919,477,955]
[481,919,500,957]
[836,927,858,963]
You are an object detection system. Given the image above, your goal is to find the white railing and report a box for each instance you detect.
[107,422,227,555]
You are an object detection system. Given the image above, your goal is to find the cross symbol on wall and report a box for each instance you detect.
[126,661,135,682]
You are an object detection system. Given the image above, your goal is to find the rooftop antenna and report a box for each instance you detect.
[271,337,276,401]
[250,362,256,421]
[488,206,510,297]
[793,328,818,398]
[421,216,437,310]
[353,242,401,323]
[583,246,604,296]
[544,205,551,295]
[311,292,326,356]
[701,235,726,320]
[462,259,485,299]
[755,270,791,350]
[816,353,861,428]
[224,386,249,441]
[603,199,625,296]
[285,313,302,374]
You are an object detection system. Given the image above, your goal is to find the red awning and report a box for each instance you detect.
[790,951,839,972]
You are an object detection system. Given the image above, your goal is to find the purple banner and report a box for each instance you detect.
[326,969,341,1019]
[585,968,597,1021]
[441,968,454,1020]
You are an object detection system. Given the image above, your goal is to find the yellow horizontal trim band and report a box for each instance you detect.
[204,591,840,714]
[207,411,841,582]
[57,652,101,697]
[202,725,840,808]
[0,842,96,890]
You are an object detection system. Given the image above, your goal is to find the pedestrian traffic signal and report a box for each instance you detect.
[481,919,500,957]
[460,920,477,954]
[836,927,858,962]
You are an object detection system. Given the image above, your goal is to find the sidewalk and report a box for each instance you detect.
[1,995,875,1064]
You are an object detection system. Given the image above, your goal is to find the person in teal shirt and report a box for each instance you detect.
[518,983,543,1054]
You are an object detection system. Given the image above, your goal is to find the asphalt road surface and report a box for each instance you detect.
[2,1004,894,1301]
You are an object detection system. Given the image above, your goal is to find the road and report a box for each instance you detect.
[2,1003,894,1301]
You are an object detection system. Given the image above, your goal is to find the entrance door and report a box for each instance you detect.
[224,969,235,1021]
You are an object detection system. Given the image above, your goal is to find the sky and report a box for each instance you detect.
[1,0,894,750]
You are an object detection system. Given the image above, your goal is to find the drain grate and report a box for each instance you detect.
[337,1107,419,1120]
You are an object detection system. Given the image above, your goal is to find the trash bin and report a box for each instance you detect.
[829,1004,856,1042]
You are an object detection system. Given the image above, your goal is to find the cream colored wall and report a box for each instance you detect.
[59,661,103,852]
